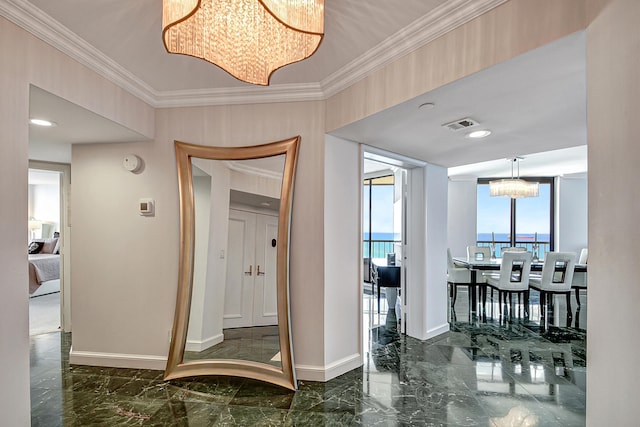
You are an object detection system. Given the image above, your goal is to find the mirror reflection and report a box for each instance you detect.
[166,137,299,390]
[185,155,285,367]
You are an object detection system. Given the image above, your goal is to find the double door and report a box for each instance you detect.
[224,209,278,328]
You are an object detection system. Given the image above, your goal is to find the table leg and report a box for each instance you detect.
[470,270,477,315]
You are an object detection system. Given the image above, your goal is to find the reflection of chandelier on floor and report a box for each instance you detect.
[162,0,324,86]
[489,157,539,199]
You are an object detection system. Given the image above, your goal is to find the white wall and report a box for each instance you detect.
[406,164,449,340]
[556,173,588,255]
[30,183,60,229]
[586,0,640,423]
[322,135,362,379]
[187,175,214,350]
[447,178,477,256]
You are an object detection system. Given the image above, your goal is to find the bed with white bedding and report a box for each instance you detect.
[28,237,60,297]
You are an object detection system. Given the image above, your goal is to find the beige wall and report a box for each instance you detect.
[70,102,328,375]
[0,15,154,424]
[586,0,640,423]
[326,0,586,132]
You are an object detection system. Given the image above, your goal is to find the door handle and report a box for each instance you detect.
[244,265,252,276]
[257,265,265,276]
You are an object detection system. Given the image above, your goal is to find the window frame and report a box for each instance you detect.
[477,177,555,251]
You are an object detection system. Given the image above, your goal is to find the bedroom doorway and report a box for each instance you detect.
[28,162,71,334]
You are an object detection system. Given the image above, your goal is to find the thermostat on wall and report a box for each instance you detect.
[139,198,154,216]
[123,154,143,172]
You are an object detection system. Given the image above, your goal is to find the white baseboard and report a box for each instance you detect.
[295,353,362,382]
[185,333,224,352]
[69,346,167,371]
[425,322,450,340]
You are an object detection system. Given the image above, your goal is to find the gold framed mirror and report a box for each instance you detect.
[165,136,300,390]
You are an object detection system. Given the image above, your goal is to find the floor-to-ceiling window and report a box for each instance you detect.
[363,174,398,269]
[476,178,554,258]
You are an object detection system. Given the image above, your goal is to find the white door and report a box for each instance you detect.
[224,210,256,328]
[253,214,278,326]
[224,209,278,328]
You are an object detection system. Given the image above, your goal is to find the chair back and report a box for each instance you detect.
[498,251,532,290]
[467,245,491,261]
[539,252,576,291]
[578,248,588,264]
[447,248,455,270]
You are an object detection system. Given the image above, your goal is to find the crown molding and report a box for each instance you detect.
[224,161,283,181]
[155,83,324,108]
[1,0,507,108]
[0,0,158,106]
[320,0,510,98]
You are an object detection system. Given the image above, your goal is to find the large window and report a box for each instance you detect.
[477,178,554,258]
[363,175,398,260]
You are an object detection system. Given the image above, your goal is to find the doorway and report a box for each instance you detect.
[224,208,279,329]
[28,162,71,335]
[362,155,407,341]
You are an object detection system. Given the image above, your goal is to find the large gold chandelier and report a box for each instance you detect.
[162,0,324,86]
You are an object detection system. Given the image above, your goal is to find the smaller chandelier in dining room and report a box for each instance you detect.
[489,158,539,199]
[162,0,324,86]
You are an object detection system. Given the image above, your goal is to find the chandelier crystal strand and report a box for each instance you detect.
[162,0,324,85]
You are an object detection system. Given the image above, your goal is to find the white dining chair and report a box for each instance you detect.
[529,251,577,323]
[447,248,473,307]
[467,245,491,261]
[573,248,588,308]
[486,251,533,320]
[578,248,588,264]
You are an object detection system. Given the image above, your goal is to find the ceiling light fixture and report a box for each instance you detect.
[467,129,491,139]
[29,118,56,127]
[489,158,539,198]
[162,0,324,86]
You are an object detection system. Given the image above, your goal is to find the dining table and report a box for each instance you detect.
[452,255,587,316]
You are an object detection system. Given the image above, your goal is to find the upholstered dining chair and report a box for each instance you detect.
[485,251,532,320]
[529,251,577,322]
[572,248,588,307]
[447,248,473,306]
[578,248,588,264]
[467,245,491,261]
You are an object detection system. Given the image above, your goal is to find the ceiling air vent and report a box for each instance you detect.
[442,117,479,131]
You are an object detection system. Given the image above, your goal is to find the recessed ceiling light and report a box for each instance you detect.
[260,202,271,207]
[29,118,56,127]
[467,129,491,139]
[418,102,435,110]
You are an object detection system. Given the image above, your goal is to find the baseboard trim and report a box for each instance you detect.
[69,347,167,371]
[425,323,450,340]
[296,353,362,382]
[186,333,223,352]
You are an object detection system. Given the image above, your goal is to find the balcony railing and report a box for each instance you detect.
[363,240,401,259]
[476,240,550,259]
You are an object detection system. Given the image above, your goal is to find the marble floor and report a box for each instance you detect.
[31,288,586,426]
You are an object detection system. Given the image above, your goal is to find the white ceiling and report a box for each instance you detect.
[10,0,587,176]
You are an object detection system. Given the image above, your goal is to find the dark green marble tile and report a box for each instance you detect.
[230,379,295,409]
[214,405,288,426]
[31,295,587,427]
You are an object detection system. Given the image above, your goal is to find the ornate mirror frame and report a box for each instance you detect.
[165,136,300,390]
